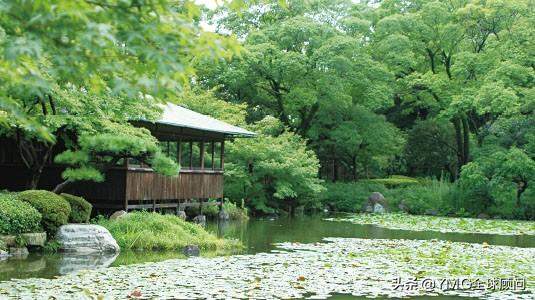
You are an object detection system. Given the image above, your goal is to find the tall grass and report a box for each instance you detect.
[95,211,242,251]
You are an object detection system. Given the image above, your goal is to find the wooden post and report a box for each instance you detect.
[220,140,225,170]
[177,139,182,166]
[211,141,215,170]
[189,141,193,169]
[200,141,205,170]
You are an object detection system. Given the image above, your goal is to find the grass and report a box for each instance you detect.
[95,211,243,251]
[330,212,535,236]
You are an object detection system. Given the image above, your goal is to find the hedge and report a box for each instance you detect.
[0,192,42,235]
[17,190,71,236]
[61,193,92,223]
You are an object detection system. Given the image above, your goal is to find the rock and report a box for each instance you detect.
[0,250,9,260]
[109,210,127,221]
[425,209,439,216]
[398,201,409,213]
[9,247,29,257]
[368,192,385,204]
[373,203,385,214]
[218,210,230,221]
[176,210,187,220]
[364,205,374,213]
[57,224,120,254]
[0,232,46,247]
[477,213,490,219]
[183,245,200,256]
[193,215,206,224]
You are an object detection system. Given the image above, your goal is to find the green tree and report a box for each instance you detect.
[0,0,238,188]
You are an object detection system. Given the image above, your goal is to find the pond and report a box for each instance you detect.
[1,214,534,283]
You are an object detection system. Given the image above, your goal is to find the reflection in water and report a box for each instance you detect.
[1,214,534,281]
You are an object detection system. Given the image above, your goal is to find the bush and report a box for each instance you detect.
[364,175,421,188]
[95,211,242,251]
[17,190,71,235]
[320,182,387,212]
[223,200,249,220]
[0,192,42,235]
[383,178,462,216]
[61,193,92,223]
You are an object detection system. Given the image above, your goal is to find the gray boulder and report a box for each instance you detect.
[425,209,439,216]
[9,247,29,258]
[109,210,127,221]
[176,210,187,220]
[193,215,206,224]
[477,213,490,219]
[364,205,374,213]
[373,203,386,214]
[183,245,200,256]
[57,224,120,254]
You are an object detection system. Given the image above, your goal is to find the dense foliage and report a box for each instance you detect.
[194,0,534,219]
[95,211,241,251]
[0,0,237,189]
[17,190,71,235]
[0,192,42,235]
[61,193,92,223]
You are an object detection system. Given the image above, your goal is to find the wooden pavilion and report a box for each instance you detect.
[0,103,255,212]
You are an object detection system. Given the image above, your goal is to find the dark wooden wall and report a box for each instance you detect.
[125,168,223,201]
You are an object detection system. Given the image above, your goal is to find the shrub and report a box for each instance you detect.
[364,175,421,188]
[61,193,92,223]
[202,200,220,218]
[95,211,242,251]
[223,200,249,220]
[384,179,462,216]
[0,192,42,235]
[17,190,71,235]
[320,182,387,212]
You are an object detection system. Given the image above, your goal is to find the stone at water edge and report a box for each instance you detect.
[364,205,374,213]
[109,210,127,221]
[0,232,47,247]
[193,215,206,224]
[183,245,200,256]
[0,249,9,260]
[424,209,439,216]
[9,246,29,257]
[373,203,385,214]
[368,192,386,204]
[176,210,187,220]
[57,224,120,254]
[218,210,230,221]
[477,213,490,219]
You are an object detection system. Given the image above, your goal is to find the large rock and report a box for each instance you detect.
[57,224,120,254]
[109,210,127,221]
[362,192,388,213]
[373,203,385,214]
[176,211,187,220]
[9,247,29,258]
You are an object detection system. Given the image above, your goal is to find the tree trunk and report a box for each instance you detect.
[452,117,464,177]
[461,116,470,165]
[53,180,72,194]
[352,155,358,181]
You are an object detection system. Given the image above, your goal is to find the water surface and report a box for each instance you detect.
[1,214,534,282]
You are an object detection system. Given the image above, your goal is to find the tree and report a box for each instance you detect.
[0,0,238,188]
[174,89,324,214]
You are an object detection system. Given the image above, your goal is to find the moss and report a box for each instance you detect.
[17,190,71,236]
[0,192,42,235]
[60,193,92,223]
[95,211,242,251]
